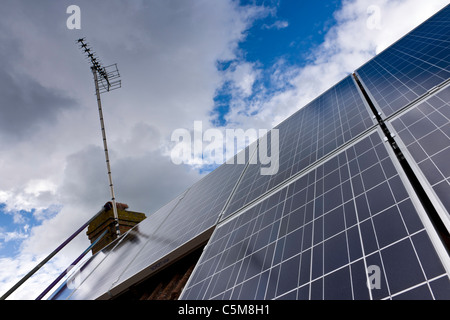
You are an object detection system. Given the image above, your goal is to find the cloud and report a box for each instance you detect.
[218,61,260,99]
[0,54,76,140]
[0,18,76,142]
[0,230,28,243]
[262,20,289,30]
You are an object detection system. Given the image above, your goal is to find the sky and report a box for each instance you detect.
[0,0,448,300]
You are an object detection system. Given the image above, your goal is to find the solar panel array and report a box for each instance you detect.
[389,84,450,227]
[181,4,450,300]
[52,4,450,300]
[356,3,450,245]
[181,130,449,300]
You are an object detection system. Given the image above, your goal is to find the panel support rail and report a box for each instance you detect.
[0,208,107,300]
[353,73,450,255]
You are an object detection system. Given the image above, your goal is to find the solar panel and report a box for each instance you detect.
[52,191,188,300]
[388,83,450,227]
[49,242,111,300]
[108,151,249,296]
[180,129,450,300]
[356,5,450,118]
[222,75,376,219]
[52,149,249,299]
[67,148,248,299]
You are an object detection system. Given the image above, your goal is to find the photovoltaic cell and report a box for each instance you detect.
[180,130,450,300]
[389,84,450,224]
[222,75,375,219]
[356,5,450,118]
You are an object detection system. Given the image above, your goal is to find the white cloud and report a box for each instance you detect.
[0,230,28,243]
[24,180,57,198]
[262,20,289,30]
[221,61,260,98]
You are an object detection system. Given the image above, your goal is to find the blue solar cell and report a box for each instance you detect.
[324,266,353,300]
[429,276,450,299]
[381,238,426,294]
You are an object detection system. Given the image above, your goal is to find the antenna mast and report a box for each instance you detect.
[77,38,122,237]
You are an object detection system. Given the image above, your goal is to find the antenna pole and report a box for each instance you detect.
[92,67,120,237]
[77,38,122,237]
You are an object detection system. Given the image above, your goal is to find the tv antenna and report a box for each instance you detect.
[77,37,121,237]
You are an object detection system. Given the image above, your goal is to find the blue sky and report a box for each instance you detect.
[0,207,33,258]
[212,0,341,126]
[0,0,448,299]
[0,205,59,259]
[238,0,341,67]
